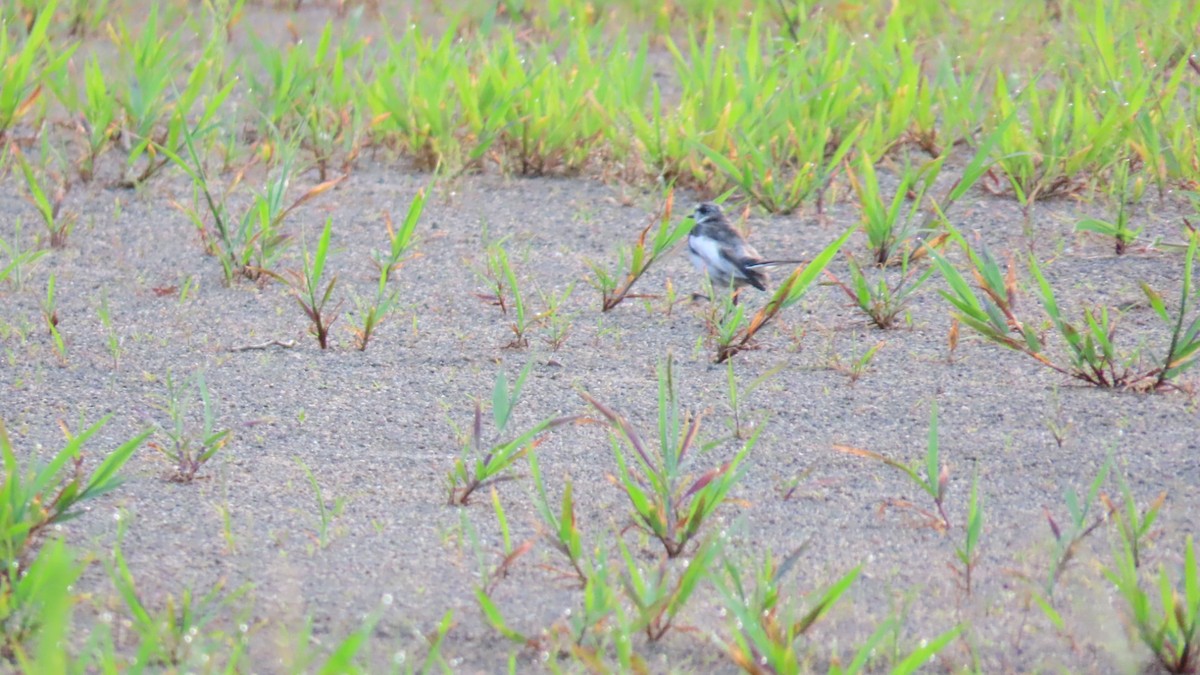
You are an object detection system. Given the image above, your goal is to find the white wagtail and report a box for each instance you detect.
[687,202,801,295]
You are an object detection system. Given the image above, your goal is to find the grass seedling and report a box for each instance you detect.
[1075,157,1144,254]
[474,241,531,348]
[849,154,944,266]
[164,125,342,284]
[617,532,720,641]
[288,218,341,350]
[96,290,120,369]
[5,538,81,671]
[447,361,577,506]
[834,403,951,532]
[716,227,853,362]
[296,459,345,550]
[14,145,74,249]
[1102,472,1166,570]
[933,226,1200,391]
[589,188,692,311]
[953,472,984,597]
[827,339,886,385]
[42,273,66,363]
[107,518,250,667]
[0,0,72,140]
[1043,457,1113,598]
[148,370,232,482]
[528,453,588,584]
[1106,535,1198,674]
[825,249,935,330]
[0,417,147,653]
[713,546,861,673]
[355,191,425,350]
[724,360,784,440]
[1137,230,1200,391]
[0,417,141,565]
[581,355,756,558]
[0,219,46,290]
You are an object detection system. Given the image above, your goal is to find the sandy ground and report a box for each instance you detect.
[2,147,1199,672]
[0,5,1197,673]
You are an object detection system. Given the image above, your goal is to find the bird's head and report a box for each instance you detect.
[693,202,722,223]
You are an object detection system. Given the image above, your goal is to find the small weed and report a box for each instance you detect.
[355,191,425,350]
[0,219,47,290]
[0,417,148,654]
[716,228,853,362]
[713,545,861,673]
[148,370,232,482]
[296,459,345,550]
[42,274,66,364]
[1076,157,1144,254]
[835,402,951,532]
[588,187,691,311]
[107,518,251,667]
[14,145,75,249]
[1106,534,1198,674]
[617,532,720,641]
[825,249,935,330]
[932,227,1200,391]
[448,360,577,506]
[95,290,121,369]
[288,218,341,350]
[1043,457,1114,598]
[953,472,984,597]
[582,355,755,558]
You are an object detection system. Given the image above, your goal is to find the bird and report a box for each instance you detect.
[687,202,802,294]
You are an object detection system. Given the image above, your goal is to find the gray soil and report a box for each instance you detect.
[3,9,1200,675]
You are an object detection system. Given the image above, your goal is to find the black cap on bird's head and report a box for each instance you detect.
[693,202,723,222]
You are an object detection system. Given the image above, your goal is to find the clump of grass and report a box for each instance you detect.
[165,126,343,285]
[1075,156,1144,254]
[287,218,341,350]
[0,0,72,140]
[474,239,534,348]
[932,226,1200,391]
[588,187,691,312]
[107,518,251,668]
[581,355,756,558]
[13,145,74,249]
[825,251,933,330]
[713,546,862,673]
[716,227,852,362]
[448,361,577,506]
[148,370,232,482]
[834,402,951,532]
[1106,533,1198,674]
[0,417,148,654]
[354,190,425,350]
[0,219,46,290]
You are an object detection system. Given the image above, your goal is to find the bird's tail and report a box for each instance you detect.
[746,259,805,268]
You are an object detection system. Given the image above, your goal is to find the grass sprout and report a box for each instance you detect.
[835,402,951,532]
[148,370,231,483]
[288,218,341,350]
[589,187,691,312]
[932,226,1200,391]
[713,546,861,673]
[448,361,577,506]
[1106,534,1198,674]
[716,227,853,362]
[581,355,755,558]
[0,417,147,653]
